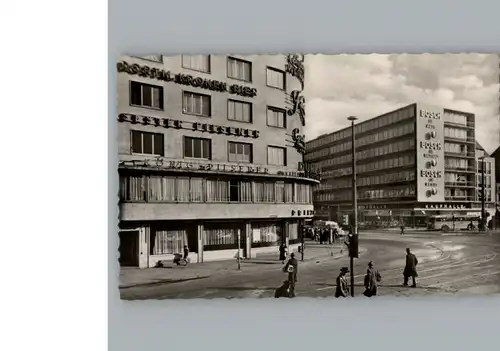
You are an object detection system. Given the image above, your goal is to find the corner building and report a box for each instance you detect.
[305,103,496,226]
[117,54,318,268]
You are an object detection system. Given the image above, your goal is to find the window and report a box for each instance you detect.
[254,181,276,202]
[181,54,210,73]
[130,81,163,109]
[267,146,286,166]
[131,130,164,156]
[227,57,252,81]
[228,100,252,123]
[119,175,146,201]
[151,228,187,255]
[266,67,285,89]
[267,107,286,128]
[184,137,211,160]
[228,180,252,202]
[228,142,252,163]
[183,91,211,116]
[206,179,229,202]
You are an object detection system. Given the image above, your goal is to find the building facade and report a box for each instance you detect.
[305,103,496,226]
[117,54,319,268]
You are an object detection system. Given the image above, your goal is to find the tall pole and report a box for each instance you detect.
[348,116,358,297]
[237,229,241,270]
[481,158,486,231]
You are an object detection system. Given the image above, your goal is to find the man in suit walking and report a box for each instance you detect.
[403,248,418,287]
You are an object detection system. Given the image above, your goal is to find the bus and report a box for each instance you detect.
[426,214,480,232]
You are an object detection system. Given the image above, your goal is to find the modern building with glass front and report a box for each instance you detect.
[116,53,319,268]
[305,103,496,226]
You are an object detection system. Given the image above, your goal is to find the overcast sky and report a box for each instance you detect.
[303,54,499,154]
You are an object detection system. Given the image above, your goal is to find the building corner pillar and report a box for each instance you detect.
[197,222,204,263]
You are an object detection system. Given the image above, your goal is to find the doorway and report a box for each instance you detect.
[119,230,139,267]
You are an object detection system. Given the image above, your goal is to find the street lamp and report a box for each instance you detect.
[347,116,358,297]
[479,157,486,231]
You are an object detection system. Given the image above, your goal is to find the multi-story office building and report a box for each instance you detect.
[305,103,495,226]
[116,54,319,268]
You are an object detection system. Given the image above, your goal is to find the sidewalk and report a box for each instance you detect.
[363,228,500,236]
[120,241,351,289]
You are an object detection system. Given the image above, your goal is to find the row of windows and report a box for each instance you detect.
[317,170,416,191]
[179,55,286,89]
[120,175,312,204]
[313,139,415,169]
[444,111,470,126]
[445,173,474,184]
[322,154,415,179]
[305,122,415,161]
[476,160,492,173]
[151,221,299,255]
[476,174,493,187]
[130,130,287,166]
[130,81,287,127]
[445,158,474,170]
[306,107,415,150]
[315,184,416,202]
[444,127,472,140]
[444,142,473,155]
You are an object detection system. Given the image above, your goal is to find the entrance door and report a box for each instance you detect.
[119,230,139,267]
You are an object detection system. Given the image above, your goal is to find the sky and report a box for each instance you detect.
[303,54,500,154]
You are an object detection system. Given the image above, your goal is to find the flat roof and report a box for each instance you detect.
[306,102,474,146]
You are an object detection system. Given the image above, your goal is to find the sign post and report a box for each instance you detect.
[237,229,241,270]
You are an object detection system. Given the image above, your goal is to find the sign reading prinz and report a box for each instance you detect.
[416,104,445,202]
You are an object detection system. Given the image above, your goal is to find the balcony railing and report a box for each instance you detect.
[445,196,475,201]
[444,151,476,157]
[445,181,475,187]
[444,135,475,143]
[444,120,475,129]
[444,165,476,172]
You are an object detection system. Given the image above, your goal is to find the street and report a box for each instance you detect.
[120,232,500,300]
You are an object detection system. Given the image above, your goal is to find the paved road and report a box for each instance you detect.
[120,233,500,300]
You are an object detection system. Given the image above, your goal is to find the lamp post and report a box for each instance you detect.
[347,116,358,297]
[480,157,486,231]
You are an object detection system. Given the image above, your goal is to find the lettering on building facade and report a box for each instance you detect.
[120,159,270,174]
[416,104,445,202]
[286,90,306,126]
[424,203,466,209]
[118,113,260,139]
[288,128,306,154]
[291,209,315,216]
[119,158,321,181]
[285,54,305,90]
[117,61,257,98]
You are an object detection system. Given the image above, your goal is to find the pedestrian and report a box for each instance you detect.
[183,245,190,265]
[284,252,298,283]
[335,267,350,298]
[328,227,333,245]
[363,261,382,297]
[403,248,418,287]
[279,243,287,263]
[283,253,298,297]
[400,224,405,235]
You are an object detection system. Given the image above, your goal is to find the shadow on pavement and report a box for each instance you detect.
[120,276,209,289]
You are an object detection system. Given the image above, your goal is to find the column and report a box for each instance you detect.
[245,222,252,259]
[138,226,149,269]
[197,222,204,263]
[284,221,290,249]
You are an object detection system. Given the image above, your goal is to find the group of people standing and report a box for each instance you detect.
[334,248,419,298]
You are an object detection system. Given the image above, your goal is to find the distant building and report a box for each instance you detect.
[116,54,319,268]
[305,103,496,226]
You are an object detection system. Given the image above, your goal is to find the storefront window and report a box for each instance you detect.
[252,222,282,247]
[151,228,187,255]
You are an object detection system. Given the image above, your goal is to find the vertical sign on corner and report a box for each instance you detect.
[416,104,445,202]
